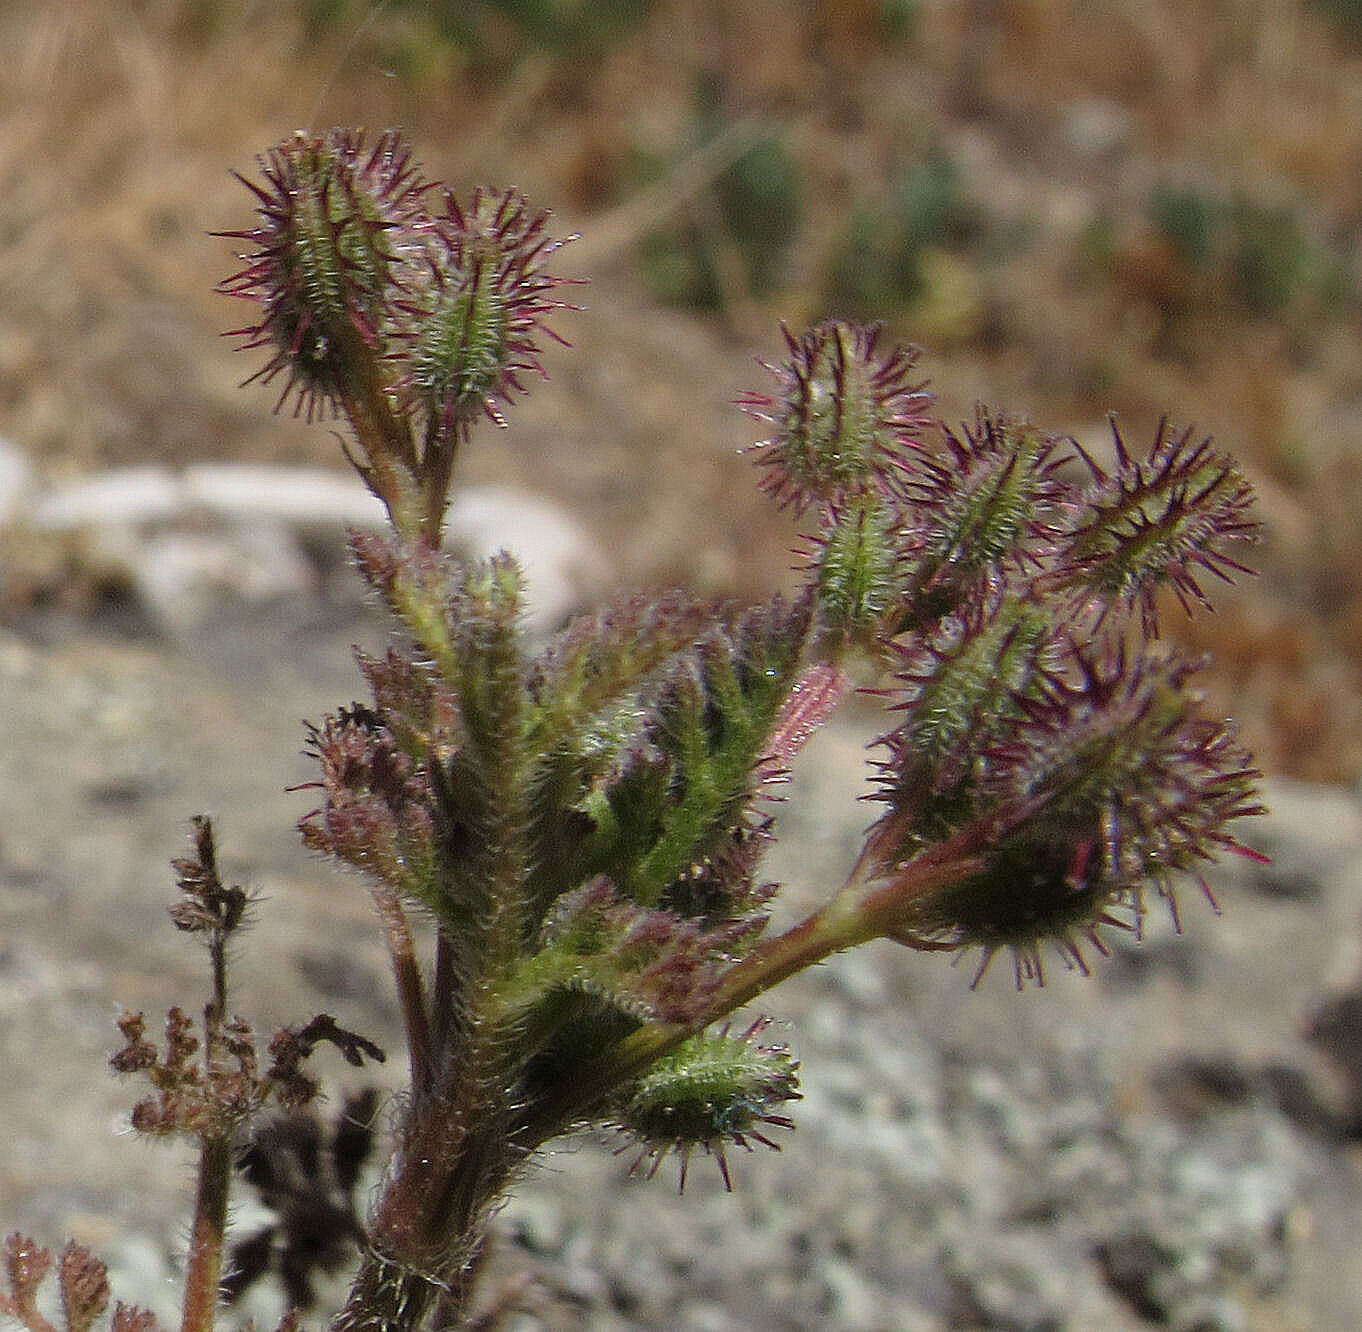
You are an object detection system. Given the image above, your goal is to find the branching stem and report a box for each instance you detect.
[518,839,986,1148]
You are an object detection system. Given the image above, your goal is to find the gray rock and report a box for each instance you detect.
[129,521,319,639]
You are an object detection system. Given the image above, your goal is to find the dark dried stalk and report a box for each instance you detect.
[178,1135,233,1332]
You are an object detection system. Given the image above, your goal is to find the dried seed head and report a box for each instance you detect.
[59,1242,110,1332]
[110,1303,162,1332]
[4,1234,52,1313]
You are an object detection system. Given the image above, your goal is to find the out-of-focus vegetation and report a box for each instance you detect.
[300,0,656,78]
[4,0,1362,783]
[1311,0,1362,46]
[1112,183,1353,320]
[822,148,987,338]
[633,79,804,310]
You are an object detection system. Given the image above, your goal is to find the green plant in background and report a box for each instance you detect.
[1144,182,1353,319]
[878,0,922,42]
[1311,0,1362,50]
[1149,185,1218,269]
[635,129,802,309]
[297,0,653,82]
[824,147,977,324]
[636,75,803,311]
[1225,196,1337,316]
[2,129,1266,1332]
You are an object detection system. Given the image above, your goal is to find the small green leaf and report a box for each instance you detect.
[607,598,810,908]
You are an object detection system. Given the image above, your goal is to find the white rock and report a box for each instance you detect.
[182,462,388,530]
[19,458,603,638]
[446,485,607,634]
[0,435,34,526]
[29,465,183,530]
[129,522,317,638]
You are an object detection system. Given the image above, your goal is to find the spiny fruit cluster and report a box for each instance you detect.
[205,127,1267,1322]
[217,129,580,546]
[739,320,1262,982]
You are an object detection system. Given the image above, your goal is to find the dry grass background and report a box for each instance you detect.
[5,0,1362,781]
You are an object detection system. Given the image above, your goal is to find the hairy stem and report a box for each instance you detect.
[179,1132,233,1332]
[520,842,986,1146]
[420,412,461,547]
[430,928,457,1069]
[330,1251,437,1332]
[178,832,240,1332]
[333,332,424,543]
[371,882,431,1092]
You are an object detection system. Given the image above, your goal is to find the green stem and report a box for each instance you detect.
[334,332,424,543]
[516,847,976,1147]
[332,854,980,1330]
[542,898,866,1115]
[420,412,461,547]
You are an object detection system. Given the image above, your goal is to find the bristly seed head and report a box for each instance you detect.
[1057,417,1261,636]
[216,129,432,421]
[902,410,1069,576]
[867,643,1265,987]
[803,491,906,644]
[741,321,933,514]
[393,187,580,436]
[874,588,1059,818]
[611,1017,800,1192]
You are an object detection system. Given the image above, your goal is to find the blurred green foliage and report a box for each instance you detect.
[1311,0,1362,49]
[1149,185,1217,268]
[637,220,725,311]
[878,0,923,41]
[715,136,804,295]
[1225,197,1351,315]
[823,149,977,321]
[634,81,804,312]
[302,0,654,72]
[635,134,803,309]
[1146,183,1353,317]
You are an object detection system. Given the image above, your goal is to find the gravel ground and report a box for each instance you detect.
[2,573,1361,1330]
